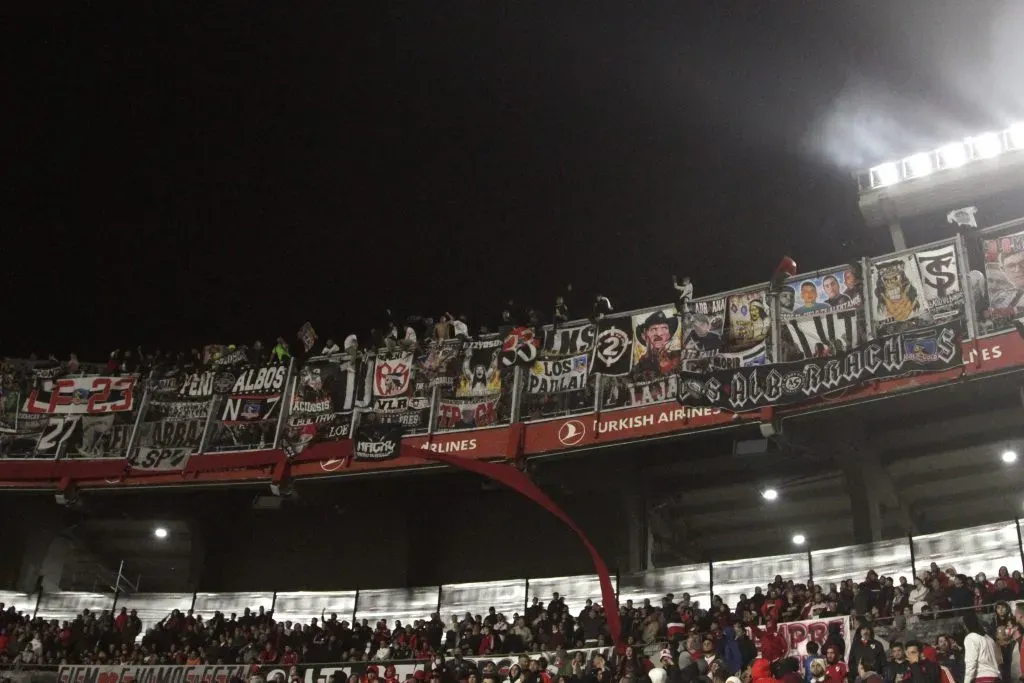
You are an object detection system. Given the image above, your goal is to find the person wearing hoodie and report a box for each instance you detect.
[848,627,886,678]
[720,625,744,675]
[750,619,787,663]
[753,659,781,683]
[824,647,848,683]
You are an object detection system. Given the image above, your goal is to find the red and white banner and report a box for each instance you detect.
[23,376,137,414]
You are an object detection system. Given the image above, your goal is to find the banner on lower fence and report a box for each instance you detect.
[632,308,682,377]
[982,230,1024,331]
[437,396,499,430]
[208,362,288,451]
[680,297,726,371]
[38,413,135,459]
[725,288,772,350]
[500,326,541,367]
[254,648,613,683]
[680,321,962,411]
[543,322,596,356]
[57,664,247,683]
[353,421,403,461]
[417,340,463,391]
[283,354,371,457]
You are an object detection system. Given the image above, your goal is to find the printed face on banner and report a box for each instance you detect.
[725,289,771,348]
[870,255,930,333]
[680,298,726,371]
[631,308,682,376]
[780,268,862,318]
[985,230,1024,324]
[456,339,502,398]
[417,340,462,389]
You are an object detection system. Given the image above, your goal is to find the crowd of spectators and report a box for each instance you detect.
[3,561,1024,683]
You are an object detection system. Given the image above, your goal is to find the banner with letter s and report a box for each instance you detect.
[353,420,404,461]
[680,321,961,412]
[869,240,965,336]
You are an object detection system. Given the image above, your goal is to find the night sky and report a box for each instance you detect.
[6,2,1023,360]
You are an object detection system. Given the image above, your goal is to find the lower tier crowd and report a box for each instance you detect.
[2,562,1024,683]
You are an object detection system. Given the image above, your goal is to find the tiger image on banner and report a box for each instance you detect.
[725,289,771,349]
[631,308,682,377]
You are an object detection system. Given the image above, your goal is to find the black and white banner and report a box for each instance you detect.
[282,354,371,457]
[372,349,431,430]
[680,321,962,411]
[783,308,862,360]
[37,413,134,459]
[131,401,208,471]
[543,321,596,355]
[58,664,247,683]
[914,243,966,322]
[500,326,541,367]
[207,362,288,452]
[417,340,463,390]
[353,421,403,461]
[593,316,633,375]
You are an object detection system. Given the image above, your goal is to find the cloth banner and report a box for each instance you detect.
[603,374,680,408]
[297,321,318,352]
[353,421,403,461]
[780,266,864,361]
[543,321,597,355]
[22,375,137,414]
[416,339,463,391]
[282,354,371,457]
[371,349,430,430]
[680,321,962,411]
[57,665,247,683]
[457,335,503,397]
[983,229,1024,330]
[437,396,499,430]
[680,297,726,371]
[527,354,591,394]
[207,361,288,452]
[725,287,772,350]
[500,326,541,367]
[746,615,854,660]
[593,316,633,375]
[631,307,682,377]
[131,367,214,471]
[870,242,965,336]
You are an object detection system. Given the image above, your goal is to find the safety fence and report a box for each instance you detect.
[1,519,1019,635]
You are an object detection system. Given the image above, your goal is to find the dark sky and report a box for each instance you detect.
[5,2,1022,360]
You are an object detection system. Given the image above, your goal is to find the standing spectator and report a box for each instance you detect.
[272,337,291,362]
[962,612,1000,683]
[848,626,886,677]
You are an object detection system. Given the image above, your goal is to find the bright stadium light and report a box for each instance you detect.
[1002,450,1018,464]
[903,153,933,179]
[871,162,900,188]
[971,133,1003,159]
[937,142,969,169]
[761,488,779,501]
[792,533,806,546]
[154,527,168,539]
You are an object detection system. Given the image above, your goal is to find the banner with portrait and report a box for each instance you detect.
[779,266,864,361]
[983,229,1024,331]
[631,308,683,378]
[869,241,966,336]
[679,297,726,371]
[725,287,772,351]
[282,354,371,458]
[416,340,463,392]
[455,335,503,398]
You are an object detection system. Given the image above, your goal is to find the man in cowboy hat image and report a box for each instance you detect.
[635,310,681,375]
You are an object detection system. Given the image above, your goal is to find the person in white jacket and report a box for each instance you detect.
[963,611,1002,683]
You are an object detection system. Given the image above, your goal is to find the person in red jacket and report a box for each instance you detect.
[824,646,848,683]
[753,658,780,683]
[751,618,788,662]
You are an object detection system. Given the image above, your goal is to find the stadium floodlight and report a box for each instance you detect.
[971,133,1003,159]
[903,153,933,179]
[1002,450,1018,464]
[871,162,900,188]
[1007,123,1024,150]
[792,533,806,545]
[154,527,168,539]
[937,142,969,169]
[761,488,779,501]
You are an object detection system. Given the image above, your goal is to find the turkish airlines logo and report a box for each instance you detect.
[558,420,586,446]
